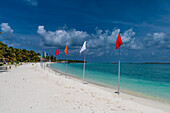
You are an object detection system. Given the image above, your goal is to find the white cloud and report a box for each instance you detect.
[88,28,120,48]
[153,32,165,41]
[86,28,143,57]
[88,28,142,50]
[0,23,14,33]
[126,38,143,50]
[0,23,28,48]
[23,0,37,6]
[37,26,88,48]
[37,26,143,57]
[0,23,15,41]
[144,32,170,49]
[122,28,135,43]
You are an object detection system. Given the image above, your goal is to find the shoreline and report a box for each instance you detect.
[1,62,169,113]
[47,62,170,112]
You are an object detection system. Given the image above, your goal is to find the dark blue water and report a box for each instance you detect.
[50,63,170,102]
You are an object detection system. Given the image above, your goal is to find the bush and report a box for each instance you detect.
[11,61,14,64]
[16,61,19,64]
[24,61,27,63]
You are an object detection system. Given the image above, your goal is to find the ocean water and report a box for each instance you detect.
[50,63,170,102]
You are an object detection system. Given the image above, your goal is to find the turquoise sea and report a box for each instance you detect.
[50,63,170,103]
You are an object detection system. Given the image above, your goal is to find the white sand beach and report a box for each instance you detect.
[0,63,169,113]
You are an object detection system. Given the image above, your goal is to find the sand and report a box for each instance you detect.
[0,63,169,113]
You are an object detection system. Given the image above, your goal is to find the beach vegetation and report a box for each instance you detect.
[0,63,3,66]
[57,59,86,63]
[10,61,14,64]
[16,61,19,64]
[0,41,40,63]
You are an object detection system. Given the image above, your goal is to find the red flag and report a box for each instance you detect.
[55,47,59,56]
[116,32,123,49]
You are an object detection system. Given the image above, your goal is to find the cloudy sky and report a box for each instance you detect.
[0,0,170,62]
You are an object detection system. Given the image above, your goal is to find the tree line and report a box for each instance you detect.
[0,41,40,63]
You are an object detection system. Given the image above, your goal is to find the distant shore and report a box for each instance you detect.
[143,62,170,64]
[110,62,170,64]
[57,59,87,63]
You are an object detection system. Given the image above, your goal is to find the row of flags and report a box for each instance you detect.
[40,51,46,59]
[41,32,123,59]
[41,32,123,95]
[50,41,86,57]
[41,32,122,59]
[47,32,122,57]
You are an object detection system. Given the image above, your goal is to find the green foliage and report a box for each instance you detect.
[16,61,19,64]
[57,59,85,63]
[51,55,56,62]
[11,61,14,64]
[0,41,40,63]
[42,54,56,62]
[0,63,3,66]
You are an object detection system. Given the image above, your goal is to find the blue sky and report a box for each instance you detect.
[0,0,170,62]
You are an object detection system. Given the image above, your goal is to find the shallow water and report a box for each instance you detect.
[50,63,170,102]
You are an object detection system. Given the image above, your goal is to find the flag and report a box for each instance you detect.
[41,55,42,59]
[64,45,68,55]
[55,47,59,56]
[80,41,86,53]
[116,32,123,49]
[44,51,46,58]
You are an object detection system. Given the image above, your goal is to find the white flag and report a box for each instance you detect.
[80,41,86,53]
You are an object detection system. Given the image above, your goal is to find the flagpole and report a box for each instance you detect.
[83,50,86,81]
[44,60,46,70]
[49,49,51,62]
[66,55,67,77]
[118,48,120,95]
